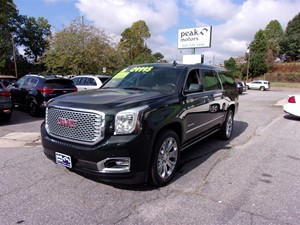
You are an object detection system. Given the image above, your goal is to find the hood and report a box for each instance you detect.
[48,88,174,113]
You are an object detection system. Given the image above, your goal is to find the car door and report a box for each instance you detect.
[180,68,212,141]
[10,76,28,107]
[72,77,85,91]
[73,77,96,91]
[251,81,261,89]
[200,69,226,130]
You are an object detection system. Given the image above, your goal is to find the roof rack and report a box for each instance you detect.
[26,73,64,79]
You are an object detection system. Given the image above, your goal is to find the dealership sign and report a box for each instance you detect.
[178,26,212,49]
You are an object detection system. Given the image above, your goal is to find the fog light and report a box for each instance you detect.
[97,157,130,173]
[41,101,48,107]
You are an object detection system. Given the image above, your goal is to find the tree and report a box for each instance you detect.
[280,12,300,60]
[0,1,52,75]
[264,20,284,59]
[224,57,240,78]
[249,29,268,78]
[0,0,19,74]
[133,49,156,64]
[18,16,51,63]
[118,20,151,65]
[42,17,119,75]
[153,52,164,62]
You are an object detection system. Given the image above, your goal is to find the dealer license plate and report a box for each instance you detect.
[55,152,72,168]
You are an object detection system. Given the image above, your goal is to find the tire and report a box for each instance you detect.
[28,98,40,117]
[149,130,180,186]
[219,109,234,140]
[260,86,265,91]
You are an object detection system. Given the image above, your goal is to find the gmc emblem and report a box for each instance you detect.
[57,118,77,128]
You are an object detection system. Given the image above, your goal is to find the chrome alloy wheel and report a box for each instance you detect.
[226,110,233,138]
[157,137,178,180]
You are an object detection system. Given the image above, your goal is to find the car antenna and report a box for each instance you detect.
[173,60,177,67]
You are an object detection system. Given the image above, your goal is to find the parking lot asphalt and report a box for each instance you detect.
[0,132,41,147]
[0,87,300,225]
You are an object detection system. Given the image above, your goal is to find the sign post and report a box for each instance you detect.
[178,26,212,64]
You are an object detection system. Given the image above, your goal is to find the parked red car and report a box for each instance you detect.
[0,81,13,121]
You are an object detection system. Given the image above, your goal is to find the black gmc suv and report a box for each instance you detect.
[41,63,239,186]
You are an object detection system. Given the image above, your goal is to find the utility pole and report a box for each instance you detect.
[11,33,18,78]
[246,45,251,83]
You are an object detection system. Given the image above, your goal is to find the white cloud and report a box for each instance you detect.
[191,0,300,63]
[183,0,241,21]
[74,0,300,63]
[76,0,178,34]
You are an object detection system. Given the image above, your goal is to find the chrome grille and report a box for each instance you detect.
[46,106,105,145]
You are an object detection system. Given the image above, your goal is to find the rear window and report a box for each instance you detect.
[0,78,17,87]
[44,79,76,88]
[0,82,5,90]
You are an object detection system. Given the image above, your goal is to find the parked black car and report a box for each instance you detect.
[9,74,77,116]
[41,63,239,186]
[0,82,13,121]
[235,81,247,94]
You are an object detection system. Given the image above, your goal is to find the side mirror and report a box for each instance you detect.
[10,83,18,88]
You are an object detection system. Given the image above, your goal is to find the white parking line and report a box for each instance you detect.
[275,98,287,106]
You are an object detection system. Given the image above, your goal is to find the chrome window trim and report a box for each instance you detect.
[186,115,224,134]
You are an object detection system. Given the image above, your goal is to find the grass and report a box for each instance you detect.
[271,82,300,88]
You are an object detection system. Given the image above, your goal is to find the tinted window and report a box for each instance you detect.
[185,69,200,92]
[44,80,76,88]
[25,77,39,87]
[0,78,17,87]
[99,77,109,83]
[201,69,222,91]
[72,77,81,85]
[218,71,236,90]
[88,78,97,86]
[80,77,89,85]
[17,77,26,87]
[0,82,5,90]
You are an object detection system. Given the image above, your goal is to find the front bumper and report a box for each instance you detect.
[41,122,152,185]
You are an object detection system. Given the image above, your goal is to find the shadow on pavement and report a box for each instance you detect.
[284,114,300,121]
[66,120,249,191]
[0,108,44,126]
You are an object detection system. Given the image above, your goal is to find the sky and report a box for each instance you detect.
[14,0,300,65]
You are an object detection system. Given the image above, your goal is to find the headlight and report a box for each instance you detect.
[114,105,148,135]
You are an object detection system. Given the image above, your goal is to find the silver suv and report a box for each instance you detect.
[246,80,270,91]
[72,74,110,91]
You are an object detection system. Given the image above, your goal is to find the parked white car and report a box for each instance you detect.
[72,74,110,91]
[283,95,300,117]
[246,80,270,91]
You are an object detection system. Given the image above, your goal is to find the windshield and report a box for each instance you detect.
[102,66,181,92]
